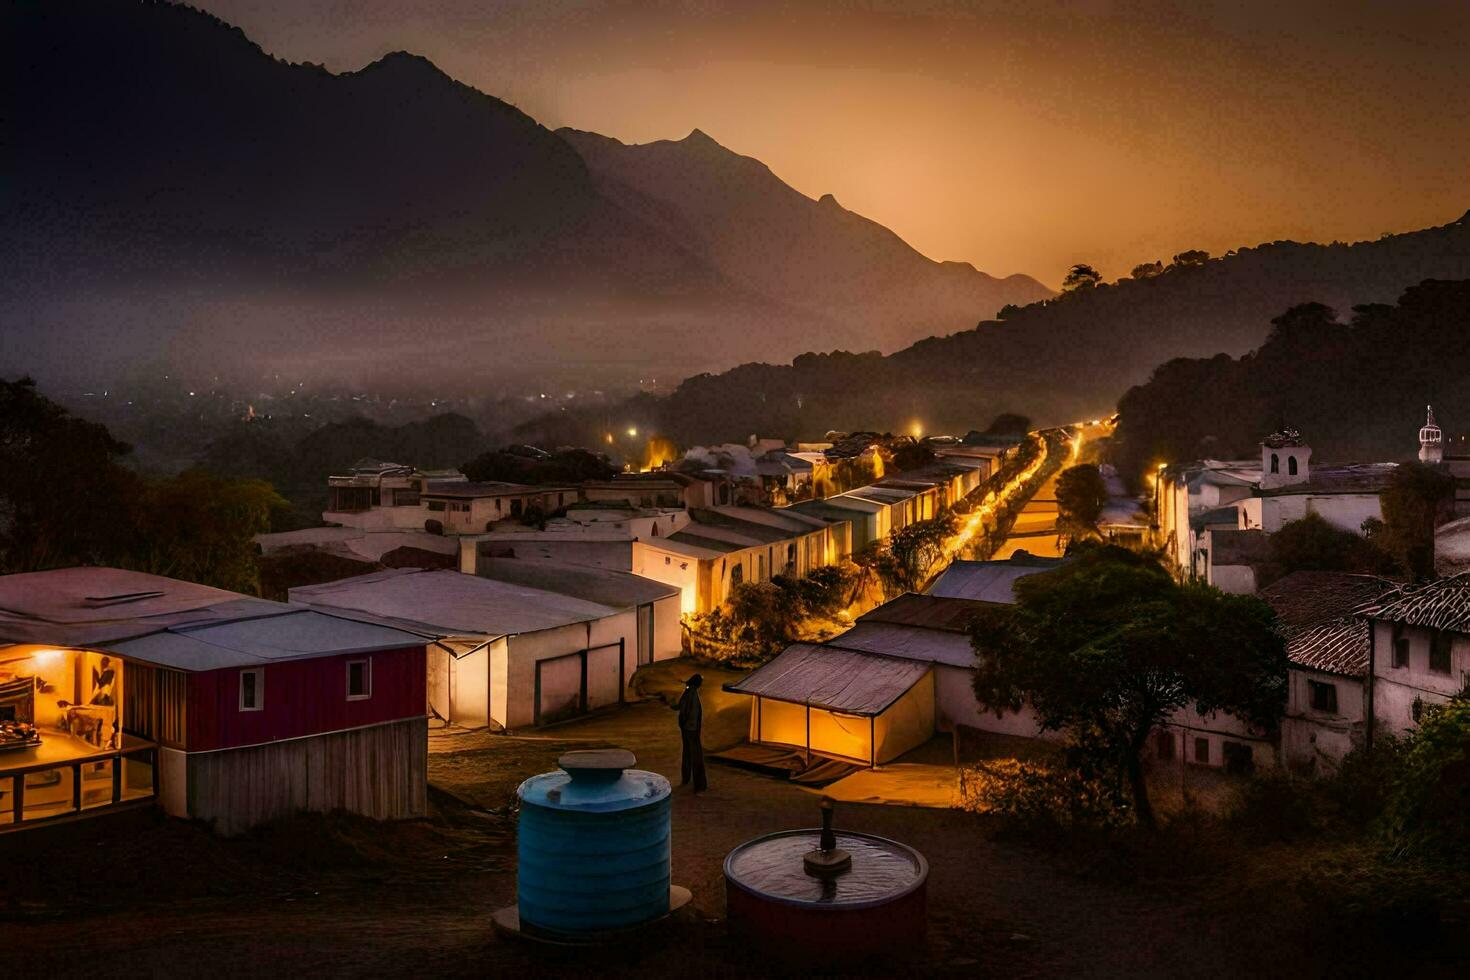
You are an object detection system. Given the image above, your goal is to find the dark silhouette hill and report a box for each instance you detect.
[514,214,1470,446]
[1,0,1045,388]
[559,128,1052,352]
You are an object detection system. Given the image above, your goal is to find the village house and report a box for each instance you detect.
[0,568,429,835]
[458,502,691,571]
[421,481,579,533]
[290,567,677,731]
[324,458,466,530]
[1156,425,1403,592]
[632,506,844,616]
[1359,574,1470,738]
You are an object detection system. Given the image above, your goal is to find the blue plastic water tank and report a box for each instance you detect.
[516,748,672,937]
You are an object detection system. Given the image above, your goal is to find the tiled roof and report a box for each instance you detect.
[1284,618,1369,677]
[1358,573,1470,633]
[1260,571,1397,628]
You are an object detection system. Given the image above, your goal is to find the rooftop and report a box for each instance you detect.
[0,567,424,670]
[1260,571,1397,629]
[828,623,976,668]
[723,642,930,715]
[474,558,677,608]
[289,568,619,639]
[1358,573,1470,634]
[423,481,575,499]
[927,554,1067,603]
[1256,463,1398,497]
[856,593,997,633]
[1283,618,1370,677]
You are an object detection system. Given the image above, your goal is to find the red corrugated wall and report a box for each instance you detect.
[185,646,426,752]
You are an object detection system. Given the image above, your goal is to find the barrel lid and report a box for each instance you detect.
[517,746,670,812]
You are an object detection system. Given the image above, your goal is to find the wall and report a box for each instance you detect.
[1371,620,1470,734]
[1208,562,1258,595]
[186,646,425,752]
[632,542,703,616]
[652,593,683,662]
[1156,704,1277,770]
[185,716,427,835]
[1259,493,1382,534]
[500,612,637,729]
[1281,667,1365,772]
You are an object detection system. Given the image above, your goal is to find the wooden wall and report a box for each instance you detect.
[186,646,425,752]
[185,717,427,835]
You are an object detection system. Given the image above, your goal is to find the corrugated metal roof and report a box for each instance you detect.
[725,643,930,715]
[1358,573,1470,633]
[290,568,619,639]
[108,610,424,671]
[828,623,976,668]
[475,558,677,608]
[927,556,1065,603]
[856,593,996,633]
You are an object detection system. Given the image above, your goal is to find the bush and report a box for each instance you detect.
[1380,698,1470,866]
[962,758,1130,832]
[1230,771,1322,842]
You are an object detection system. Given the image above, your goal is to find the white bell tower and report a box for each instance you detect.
[1419,406,1443,464]
[1260,427,1311,489]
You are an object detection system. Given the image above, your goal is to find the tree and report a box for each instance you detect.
[726,580,803,660]
[1378,462,1454,580]
[1268,512,1393,583]
[0,377,136,571]
[1055,464,1108,534]
[887,439,935,473]
[1171,249,1210,268]
[1381,696,1470,867]
[995,303,1023,320]
[887,512,959,592]
[1062,263,1101,292]
[1130,260,1164,279]
[982,413,1032,437]
[970,547,1288,826]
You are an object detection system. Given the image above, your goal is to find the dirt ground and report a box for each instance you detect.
[2,661,1461,977]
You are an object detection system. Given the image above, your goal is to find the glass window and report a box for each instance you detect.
[1308,680,1338,713]
[239,669,264,711]
[1429,631,1452,674]
[1194,737,1209,763]
[346,659,371,700]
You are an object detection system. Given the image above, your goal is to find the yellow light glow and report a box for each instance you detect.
[32,648,64,669]
[605,432,615,445]
[627,426,638,438]
[910,421,923,439]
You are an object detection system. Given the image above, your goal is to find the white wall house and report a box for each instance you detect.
[291,568,658,731]
[323,460,466,530]
[1361,576,1470,737]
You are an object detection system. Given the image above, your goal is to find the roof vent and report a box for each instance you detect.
[84,590,165,607]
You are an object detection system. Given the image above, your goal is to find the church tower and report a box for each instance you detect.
[1419,406,1443,464]
[1260,427,1311,489]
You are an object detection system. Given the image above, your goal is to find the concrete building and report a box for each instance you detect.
[421,482,578,534]
[324,459,465,530]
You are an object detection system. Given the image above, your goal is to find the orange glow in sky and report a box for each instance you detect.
[196,1,1470,287]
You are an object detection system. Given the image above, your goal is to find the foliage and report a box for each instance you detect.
[1380,698,1470,867]
[970,546,1288,825]
[982,413,1032,437]
[791,564,854,617]
[962,757,1130,832]
[0,376,136,571]
[1061,263,1101,291]
[1130,260,1163,279]
[0,378,290,594]
[1114,281,1470,489]
[1377,461,1455,580]
[1055,463,1108,532]
[1171,249,1210,267]
[1265,512,1393,584]
[995,303,1022,320]
[885,512,960,592]
[723,581,803,660]
[126,470,288,595]
[886,439,935,473]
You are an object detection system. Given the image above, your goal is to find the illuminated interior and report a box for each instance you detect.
[0,645,155,826]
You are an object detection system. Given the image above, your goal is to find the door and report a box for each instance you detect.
[637,603,654,667]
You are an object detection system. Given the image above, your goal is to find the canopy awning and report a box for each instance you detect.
[724,643,930,716]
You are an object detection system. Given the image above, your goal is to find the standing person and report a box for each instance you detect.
[676,673,707,792]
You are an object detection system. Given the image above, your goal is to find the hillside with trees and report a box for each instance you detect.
[1111,279,1470,487]
[518,218,1470,447]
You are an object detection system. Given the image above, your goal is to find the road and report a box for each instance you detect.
[988,419,1111,560]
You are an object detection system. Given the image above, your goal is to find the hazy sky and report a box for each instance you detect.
[194,0,1470,286]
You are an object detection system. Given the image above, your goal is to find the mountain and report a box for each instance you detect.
[0,0,1045,390]
[514,212,1470,447]
[558,128,1051,352]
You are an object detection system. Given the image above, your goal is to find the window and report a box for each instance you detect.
[239,669,264,711]
[1194,737,1210,764]
[1270,453,1279,474]
[1288,456,1298,476]
[1392,624,1410,668]
[730,563,744,587]
[1429,631,1452,674]
[1308,680,1338,713]
[426,500,446,512]
[346,659,372,700]
[450,501,470,513]
[1156,730,1175,761]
